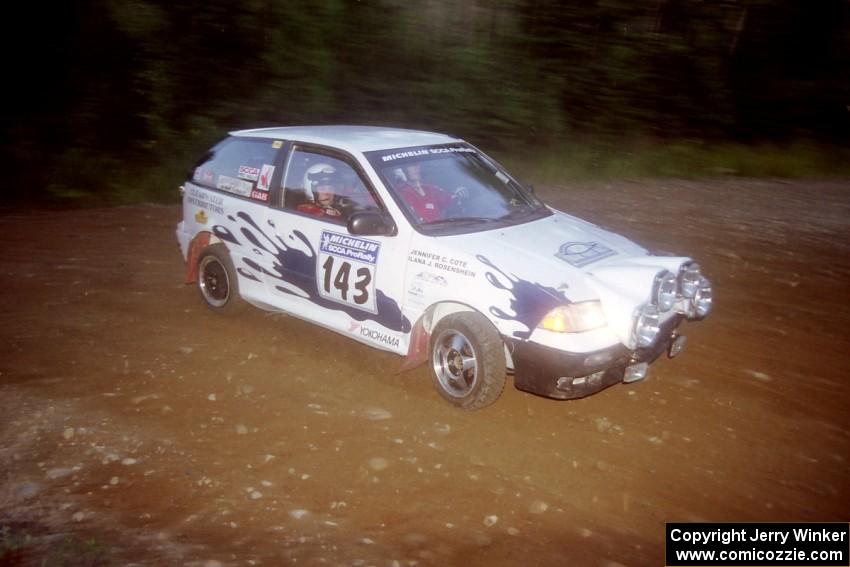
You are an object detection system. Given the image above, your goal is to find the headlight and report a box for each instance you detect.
[538,301,606,333]
[634,304,660,347]
[693,276,713,318]
[679,262,701,298]
[653,270,677,312]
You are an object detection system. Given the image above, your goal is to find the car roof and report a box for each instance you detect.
[229,125,461,153]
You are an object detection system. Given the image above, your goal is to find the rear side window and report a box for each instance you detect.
[192,137,281,203]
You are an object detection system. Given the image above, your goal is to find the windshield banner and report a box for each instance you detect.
[371,144,477,164]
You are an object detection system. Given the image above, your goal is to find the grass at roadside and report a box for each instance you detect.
[1,523,115,567]
[7,138,849,208]
[497,140,850,185]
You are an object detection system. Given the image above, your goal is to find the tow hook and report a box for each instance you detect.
[668,334,687,358]
[623,362,648,383]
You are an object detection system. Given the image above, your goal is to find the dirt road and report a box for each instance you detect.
[1,179,849,566]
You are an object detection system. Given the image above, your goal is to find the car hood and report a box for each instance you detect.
[428,209,690,345]
[446,209,654,295]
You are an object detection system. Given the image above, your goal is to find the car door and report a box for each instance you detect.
[262,144,412,354]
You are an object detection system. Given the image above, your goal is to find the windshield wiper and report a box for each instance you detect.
[498,207,538,221]
[424,216,496,227]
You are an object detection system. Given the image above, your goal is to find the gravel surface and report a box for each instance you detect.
[1,179,848,566]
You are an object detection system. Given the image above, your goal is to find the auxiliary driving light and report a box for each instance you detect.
[634,304,661,347]
[679,262,702,298]
[654,270,677,312]
[693,276,713,318]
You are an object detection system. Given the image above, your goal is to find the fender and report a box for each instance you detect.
[397,302,479,373]
[397,316,429,373]
[184,232,212,284]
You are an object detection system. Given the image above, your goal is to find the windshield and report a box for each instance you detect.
[365,144,550,234]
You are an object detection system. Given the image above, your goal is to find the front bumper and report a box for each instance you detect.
[506,315,683,400]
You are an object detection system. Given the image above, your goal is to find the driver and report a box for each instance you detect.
[297,163,348,219]
[396,162,453,223]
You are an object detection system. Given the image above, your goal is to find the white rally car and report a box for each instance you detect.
[176,126,712,409]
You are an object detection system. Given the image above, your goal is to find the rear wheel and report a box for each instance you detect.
[197,244,245,314]
[429,312,506,409]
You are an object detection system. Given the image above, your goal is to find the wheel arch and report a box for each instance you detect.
[403,301,514,371]
[184,230,225,283]
[422,300,475,334]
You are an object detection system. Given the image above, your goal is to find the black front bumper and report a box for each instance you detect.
[506,315,683,400]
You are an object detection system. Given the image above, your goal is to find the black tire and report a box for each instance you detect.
[429,312,506,409]
[196,244,245,315]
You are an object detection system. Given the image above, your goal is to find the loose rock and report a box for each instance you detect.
[363,407,393,420]
[529,500,549,514]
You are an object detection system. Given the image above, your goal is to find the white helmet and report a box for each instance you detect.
[303,163,337,200]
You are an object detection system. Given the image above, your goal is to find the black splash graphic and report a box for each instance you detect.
[477,255,568,339]
[238,269,261,282]
[213,212,410,333]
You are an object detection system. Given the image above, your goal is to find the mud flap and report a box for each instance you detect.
[397,317,429,373]
[184,232,211,284]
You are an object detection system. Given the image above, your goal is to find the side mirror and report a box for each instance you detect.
[527,184,535,194]
[347,211,395,236]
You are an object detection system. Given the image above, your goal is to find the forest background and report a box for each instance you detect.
[2,0,848,204]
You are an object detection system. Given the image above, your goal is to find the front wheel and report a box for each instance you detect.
[197,244,245,315]
[429,312,506,409]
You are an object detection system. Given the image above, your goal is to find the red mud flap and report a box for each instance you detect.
[184,232,211,284]
[397,318,429,373]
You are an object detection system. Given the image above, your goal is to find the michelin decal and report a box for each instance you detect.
[380,145,476,163]
[322,232,380,264]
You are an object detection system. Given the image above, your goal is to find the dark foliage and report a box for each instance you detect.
[2,0,847,202]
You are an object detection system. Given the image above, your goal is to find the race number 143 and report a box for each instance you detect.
[320,255,376,312]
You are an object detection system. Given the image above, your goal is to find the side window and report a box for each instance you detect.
[282,147,379,223]
[192,138,281,203]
